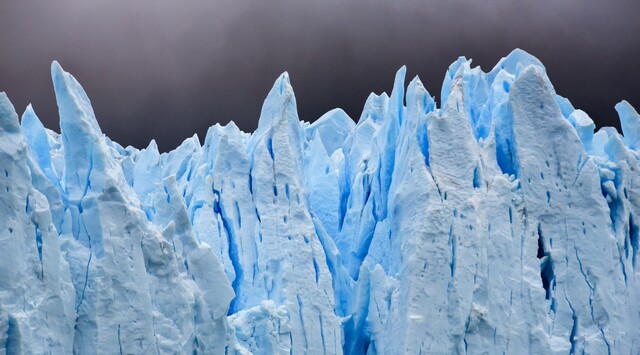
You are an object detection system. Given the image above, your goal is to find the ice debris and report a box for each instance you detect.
[0,49,639,354]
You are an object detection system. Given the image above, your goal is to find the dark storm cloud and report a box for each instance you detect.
[0,0,638,151]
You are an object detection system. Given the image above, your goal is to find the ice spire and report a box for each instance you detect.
[616,100,640,150]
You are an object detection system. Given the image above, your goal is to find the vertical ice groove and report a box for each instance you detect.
[76,253,92,313]
[213,188,243,314]
[449,222,456,278]
[564,293,579,355]
[117,324,123,355]
[574,242,612,354]
[296,294,309,350]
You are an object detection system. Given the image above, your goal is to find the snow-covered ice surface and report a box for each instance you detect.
[0,49,639,354]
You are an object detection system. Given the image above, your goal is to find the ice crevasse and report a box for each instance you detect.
[0,49,639,354]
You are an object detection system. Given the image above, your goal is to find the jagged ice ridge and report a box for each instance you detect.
[0,49,639,354]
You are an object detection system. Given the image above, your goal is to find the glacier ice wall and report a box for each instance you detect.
[1,49,639,354]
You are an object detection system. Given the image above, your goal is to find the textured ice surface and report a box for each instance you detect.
[0,50,639,354]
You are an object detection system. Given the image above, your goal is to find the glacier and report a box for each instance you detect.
[0,49,639,354]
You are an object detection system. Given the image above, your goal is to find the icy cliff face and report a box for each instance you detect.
[1,49,639,354]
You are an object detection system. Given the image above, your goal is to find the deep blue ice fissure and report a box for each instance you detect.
[0,49,639,354]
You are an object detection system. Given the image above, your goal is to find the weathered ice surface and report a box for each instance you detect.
[0,49,638,354]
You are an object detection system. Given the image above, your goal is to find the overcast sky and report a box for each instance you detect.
[0,0,638,151]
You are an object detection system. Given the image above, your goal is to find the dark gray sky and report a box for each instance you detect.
[1,0,638,151]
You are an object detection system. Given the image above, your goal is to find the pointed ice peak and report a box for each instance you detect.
[146,139,159,152]
[202,124,226,169]
[408,75,424,89]
[253,71,297,133]
[311,108,353,128]
[223,121,250,145]
[567,109,596,150]
[203,121,242,155]
[306,128,329,160]
[223,120,242,135]
[511,66,553,100]
[305,108,354,156]
[137,140,161,166]
[602,128,629,162]
[21,104,37,123]
[0,92,20,134]
[355,68,404,126]
[51,61,102,150]
[394,65,407,82]
[358,92,389,124]
[276,71,291,92]
[51,61,102,136]
[20,104,42,144]
[247,71,303,158]
[488,48,544,80]
[161,134,198,155]
[21,105,54,172]
[401,77,431,162]
[52,61,121,201]
[0,93,27,175]
[440,57,471,108]
[160,133,201,179]
[445,56,470,80]
[488,49,557,96]
[203,123,222,144]
[442,74,466,116]
[406,76,434,115]
[509,67,569,161]
[389,66,407,118]
[133,139,162,199]
[616,100,640,151]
